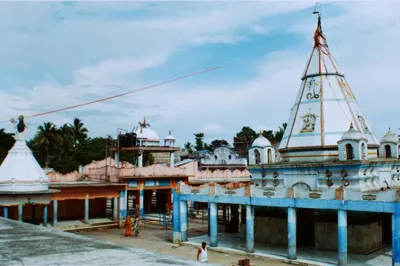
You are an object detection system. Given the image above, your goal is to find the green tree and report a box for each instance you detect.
[56,124,75,159]
[184,142,194,153]
[70,118,88,145]
[236,126,257,141]
[35,122,58,167]
[211,139,230,149]
[194,132,205,151]
[0,129,15,164]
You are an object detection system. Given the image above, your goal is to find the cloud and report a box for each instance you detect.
[0,1,399,148]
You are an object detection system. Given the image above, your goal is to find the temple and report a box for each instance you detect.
[171,10,400,266]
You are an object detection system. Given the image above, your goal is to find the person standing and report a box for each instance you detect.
[197,242,208,263]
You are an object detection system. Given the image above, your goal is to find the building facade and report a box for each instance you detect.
[172,12,400,266]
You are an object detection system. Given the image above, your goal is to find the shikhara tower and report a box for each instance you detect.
[278,13,380,162]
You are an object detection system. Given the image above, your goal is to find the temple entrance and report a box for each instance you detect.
[297,208,315,247]
[126,191,137,216]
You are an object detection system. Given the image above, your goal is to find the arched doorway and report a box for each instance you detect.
[385,145,391,158]
[346,144,353,160]
[254,150,261,164]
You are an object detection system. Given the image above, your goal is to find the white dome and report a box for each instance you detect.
[340,124,364,141]
[135,127,160,142]
[252,133,271,147]
[381,129,399,144]
[0,133,49,192]
[164,130,175,142]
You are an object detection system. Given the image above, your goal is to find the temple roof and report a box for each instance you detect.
[381,129,399,144]
[278,14,380,152]
[252,132,271,148]
[135,117,160,142]
[0,132,49,192]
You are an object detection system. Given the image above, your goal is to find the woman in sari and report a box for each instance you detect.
[124,215,133,237]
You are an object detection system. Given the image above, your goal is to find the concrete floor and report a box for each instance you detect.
[77,220,290,266]
[188,233,392,266]
[0,217,217,266]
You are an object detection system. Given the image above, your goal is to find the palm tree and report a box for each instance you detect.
[36,122,58,167]
[70,118,88,145]
[56,124,75,158]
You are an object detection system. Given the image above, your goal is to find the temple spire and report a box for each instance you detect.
[278,5,380,162]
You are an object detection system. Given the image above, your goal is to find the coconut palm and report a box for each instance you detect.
[56,124,75,158]
[70,118,88,145]
[36,122,58,167]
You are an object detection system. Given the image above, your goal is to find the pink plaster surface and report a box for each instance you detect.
[46,158,250,184]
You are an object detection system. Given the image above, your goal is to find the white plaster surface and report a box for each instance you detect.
[0,218,218,266]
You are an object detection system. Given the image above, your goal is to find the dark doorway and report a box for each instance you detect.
[346,144,354,160]
[297,208,315,247]
[224,204,239,233]
[385,145,392,158]
[382,213,392,246]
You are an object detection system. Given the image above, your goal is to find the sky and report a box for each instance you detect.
[0,1,399,147]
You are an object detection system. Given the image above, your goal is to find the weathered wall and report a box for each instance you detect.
[240,216,287,245]
[315,221,383,253]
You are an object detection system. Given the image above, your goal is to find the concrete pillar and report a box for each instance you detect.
[84,194,89,223]
[113,197,118,220]
[172,192,181,243]
[53,200,58,226]
[18,205,23,222]
[180,201,188,241]
[43,205,48,226]
[138,152,143,167]
[210,202,218,247]
[114,152,120,168]
[3,206,8,218]
[170,152,175,168]
[393,203,400,266]
[287,207,297,259]
[119,190,127,219]
[338,209,348,266]
[139,189,144,218]
[246,205,254,253]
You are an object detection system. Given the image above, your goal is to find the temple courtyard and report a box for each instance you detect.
[77,218,392,266]
[0,217,215,266]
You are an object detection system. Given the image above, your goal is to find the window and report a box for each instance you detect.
[254,150,261,164]
[385,145,391,158]
[345,144,353,160]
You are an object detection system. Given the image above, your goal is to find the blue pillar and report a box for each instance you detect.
[113,197,118,220]
[208,205,211,236]
[287,207,297,259]
[119,190,127,219]
[53,200,58,226]
[172,192,181,243]
[84,195,90,223]
[139,189,144,218]
[246,205,254,253]
[43,205,48,226]
[338,209,347,266]
[114,152,120,168]
[393,203,400,266]
[18,205,23,222]
[3,206,8,218]
[210,202,218,247]
[180,201,188,241]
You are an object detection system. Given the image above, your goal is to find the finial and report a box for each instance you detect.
[389,127,391,132]
[143,116,147,126]
[259,130,264,135]
[169,130,171,135]
[349,123,353,129]
[313,2,324,47]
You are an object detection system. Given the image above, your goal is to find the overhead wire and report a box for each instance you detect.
[0,66,221,124]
